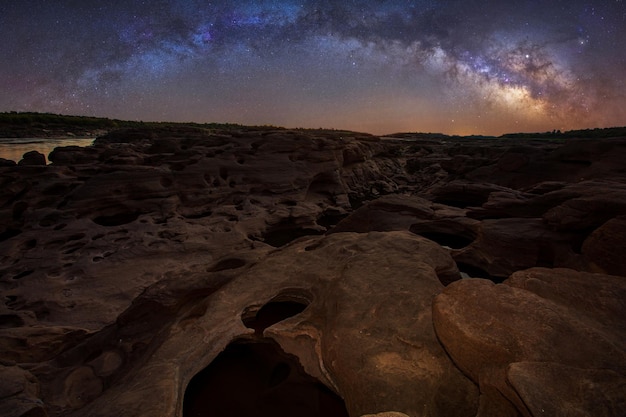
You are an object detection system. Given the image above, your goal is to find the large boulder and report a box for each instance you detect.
[72,231,478,417]
[18,150,46,165]
[433,268,626,417]
[582,215,626,276]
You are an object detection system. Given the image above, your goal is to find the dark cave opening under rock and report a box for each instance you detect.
[183,339,349,417]
[456,262,505,283]
[432,197,484,209]
[316,212,349,231]
[92,211,140,227]
[0,228,22,242]
[242,300,309,335]
[260,226,324,248]
[414,232,474,249]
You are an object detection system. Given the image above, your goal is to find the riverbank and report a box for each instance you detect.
[0,137,95,163]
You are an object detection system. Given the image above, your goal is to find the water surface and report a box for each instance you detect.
[0,137,95,163]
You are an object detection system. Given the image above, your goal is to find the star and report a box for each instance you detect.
[0,1,624,135]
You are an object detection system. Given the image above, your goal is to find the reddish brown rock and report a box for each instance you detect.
[452,218,580,279]
[18,150,46,166]
[0,365,45,417]
[433,268,626,417]
[542,181,626,232]
[1,127,626,417]
[330,194,435,233]
[582,215,626,276]
[0,157,16,167]
[507,362,626,417]
[72,231,477,417]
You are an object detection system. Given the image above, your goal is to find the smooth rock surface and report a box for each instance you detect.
[433,268,626,417]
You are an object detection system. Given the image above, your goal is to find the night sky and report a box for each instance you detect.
[1,1,625,135]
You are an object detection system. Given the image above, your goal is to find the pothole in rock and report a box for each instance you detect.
[92,211,140,227]
[207,258,246,273]
[183,339,349,417]
[409,223,477,249]
[256,221,325,248]
[414,232,474,250]
[242,301,309,335]
[0,228,21,242]
[456,262,505,283]
[317,212,349,231]
[432,197,487,209]
[242,291,311,335]
[0,314,25,329]
[12,270,34,280]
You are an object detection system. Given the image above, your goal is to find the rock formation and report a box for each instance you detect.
[0,126,624,416]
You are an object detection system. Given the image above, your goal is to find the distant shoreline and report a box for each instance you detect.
[1,111,626,140]
[0,137,95,164]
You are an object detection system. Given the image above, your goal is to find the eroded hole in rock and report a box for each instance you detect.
[263,228,324,247]
[433,196,487,209]
[4,296,19,307]
[242,300,309,334]
[0,314,25,329]
[13,270,34,280]
[258,220,325,248]
[536,244,555,268]
[456,262,505,283]
[182,210,213,220]
[317,212,349,231]
[570,232,591,255]
[436,269,462,287]
[0,228,21,242]
[219,166,229,180]
[21,239,37,250]
[63,244,84,255]
[183,340,349,417]
[208,258,246,272]
[92,211,140,227]
[304,240,325,252]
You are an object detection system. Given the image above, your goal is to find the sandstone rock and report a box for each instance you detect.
[429,180,518,209]
[0,157,16,167]
[49,145,100,165]
[507,362,626,417]
[452,218,580,279]
[73,231,477,417]
[433,268,626,417]
[18,150,46,166]
[0,365,45,417]
[582,215,626,276]
[542,181,626,232]
[465,138,626,189]
[1,127,625,417]
[330,194,434,233]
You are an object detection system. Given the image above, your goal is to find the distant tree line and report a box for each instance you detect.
[0,112,245,138]
[2,112,625,139]
[500,127,626,139]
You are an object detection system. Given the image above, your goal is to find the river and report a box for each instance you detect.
[0,137,95,164]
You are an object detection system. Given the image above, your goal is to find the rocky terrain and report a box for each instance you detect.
[0,125,624,417]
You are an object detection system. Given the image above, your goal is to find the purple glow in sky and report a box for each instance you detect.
[1,1,624,135]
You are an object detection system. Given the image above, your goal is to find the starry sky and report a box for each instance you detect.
[1,1,625,135]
